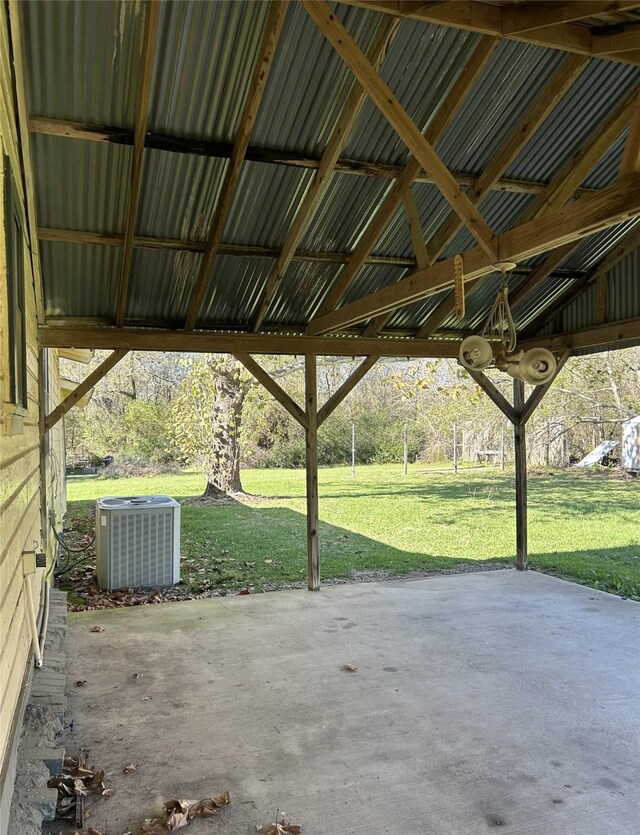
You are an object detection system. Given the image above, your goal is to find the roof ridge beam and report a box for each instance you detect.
[183,0,289,332]
[303,0,498,260]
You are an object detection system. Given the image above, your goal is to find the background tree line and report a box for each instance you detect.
[61,347,640,494]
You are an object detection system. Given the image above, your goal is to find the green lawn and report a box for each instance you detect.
[65,463,640,600]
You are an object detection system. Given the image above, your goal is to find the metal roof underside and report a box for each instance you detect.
[19,0,640,354]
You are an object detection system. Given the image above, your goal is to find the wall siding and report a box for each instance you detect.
[0,0,64,791]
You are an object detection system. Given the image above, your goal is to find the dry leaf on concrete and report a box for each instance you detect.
[341,664,357,672]
[123,763,137,774]
[141,792,231,833]
[259,819,301,834]
[89,626,105,633]
[75,679,88,687]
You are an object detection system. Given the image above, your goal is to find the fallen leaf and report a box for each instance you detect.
[140,695,151,701]
[75,680,88,687]
[341,664,357,672]
[133,672,143,679]
[237,588,251,595]
[89,626,105,633]
[122,763,137,774]
[141,793,230,833]
[264,559,274,565]
[259,819,301,834]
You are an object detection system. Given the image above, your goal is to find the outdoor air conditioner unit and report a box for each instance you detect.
[95,496,180,591]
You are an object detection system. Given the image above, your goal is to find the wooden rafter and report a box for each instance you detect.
[44,349,129,431]
[183,1,288,331]
[115,0,160,327]
[250,15,400,332]
[502,1,640,34]
[317,355,378,425]
[234,354,308,428]
[303,0,498,260]
[306,173,640,334]
[415,86,638,338]
[620,89,640,175]
[29,115,592,198]
[316,35,498,318]
[428,54,588,265]
[338,1,640,67]
[402,187,431,270]
[371,51,588,339]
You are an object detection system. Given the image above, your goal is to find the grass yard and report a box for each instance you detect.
[64,463,640,601]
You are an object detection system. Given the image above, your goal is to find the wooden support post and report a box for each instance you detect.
[305,355,320,591]
[403,423,408,475]
[44,349,129,430]
[351,423,356,478]
[513,379,527,571]
[453,422,458,474]
[500,421,505,471]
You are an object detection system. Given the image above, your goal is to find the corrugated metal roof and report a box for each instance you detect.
[18,0,640,351]
[505,59,640,183]
[23,0,143,128]
[33,134,131,233]
[42,241,122,319]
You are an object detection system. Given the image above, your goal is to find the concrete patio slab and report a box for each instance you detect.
[52,571,639,834]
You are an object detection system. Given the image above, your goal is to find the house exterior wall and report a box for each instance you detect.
[0,2,64,821]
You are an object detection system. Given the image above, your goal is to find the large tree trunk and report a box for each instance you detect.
[201,362,248,497]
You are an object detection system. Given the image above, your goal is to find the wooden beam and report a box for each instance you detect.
[115,0,159,327]
[427,54,589,265]
[592,25,640,54]
[316,35,498,316]
[620,89,640,176]
[305,355,320,590]
[183,1,288,331]
[521,317,640,352]
[519,350,570,425]
[7,0,45,323]
[306,173,640,334]
[337,1,640,66]
[44,349,128,431]
[303,0,498,260]
[463,366,518,425]
[317,355,378,426]
[502,1,640,34]
[234,353,308,428]
[403,187,431,270]
[251,15,400,331]
[513,378,527,571]
[29,115,587,197]
[518,89,637,226]
[38,325,463,358]
[37,226,417,267]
